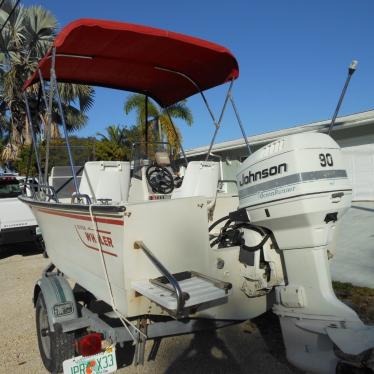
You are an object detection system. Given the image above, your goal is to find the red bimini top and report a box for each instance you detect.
[23,19,239,107]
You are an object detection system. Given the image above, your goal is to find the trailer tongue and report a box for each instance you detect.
[20,18,373,374]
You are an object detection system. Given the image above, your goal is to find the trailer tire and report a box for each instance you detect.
[36,293,75,373]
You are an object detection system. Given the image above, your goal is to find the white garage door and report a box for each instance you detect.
[342,145,374,201]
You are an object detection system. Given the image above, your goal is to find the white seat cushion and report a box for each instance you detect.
[171,161,219,202]
[79,161,131,203]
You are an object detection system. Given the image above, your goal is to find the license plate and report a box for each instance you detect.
[63,346,117,374]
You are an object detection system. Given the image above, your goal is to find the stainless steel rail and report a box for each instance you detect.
[134,240,188,318]
[218,179,238,190]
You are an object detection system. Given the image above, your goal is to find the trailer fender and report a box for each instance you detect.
[34,274,78,332]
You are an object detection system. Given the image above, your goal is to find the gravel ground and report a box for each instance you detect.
[0,243,300,374]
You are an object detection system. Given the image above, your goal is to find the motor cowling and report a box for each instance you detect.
[236,132,352,250]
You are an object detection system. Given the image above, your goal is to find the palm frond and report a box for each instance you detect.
[0,3,26,66]
[1,141,19,161]
[96,125,128,145]
[23,5,56,59]
[159,116,182,153]
[163,101,193,126]
[124,93,159,125]
[96,131,109,142]
[51,105,88,132]
[58,83,95,112]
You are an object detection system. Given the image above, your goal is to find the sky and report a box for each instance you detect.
[22,0,374,150]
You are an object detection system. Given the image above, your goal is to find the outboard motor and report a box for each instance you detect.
[235,132,374,373]
[238,132,351,250]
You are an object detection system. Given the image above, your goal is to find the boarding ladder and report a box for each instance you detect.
[132,241,232,319]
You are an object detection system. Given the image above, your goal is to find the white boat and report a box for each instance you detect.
[19,19,374,374]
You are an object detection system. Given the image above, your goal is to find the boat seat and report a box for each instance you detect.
[171,161,219,206]
[79,161,131,203]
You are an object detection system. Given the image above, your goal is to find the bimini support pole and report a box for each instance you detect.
[50,48,80,195]
[38,68,52,185]
[156,67,221,130]
[229,93,252,155]
[154,66,234,161]
[23,92,42,184]
[205,80,233,161]
[145,95,149,157]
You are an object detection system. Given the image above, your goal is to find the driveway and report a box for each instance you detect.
[0,244,299,374]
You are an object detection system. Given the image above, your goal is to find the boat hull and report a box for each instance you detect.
[21,196,271,320]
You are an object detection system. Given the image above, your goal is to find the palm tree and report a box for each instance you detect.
[97,125,127,145]
[0,1,94,163]
[124,94,193,153]
[96,124,142,161]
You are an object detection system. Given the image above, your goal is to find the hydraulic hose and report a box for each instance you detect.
[209,213,271,251]
[208,215,230,232]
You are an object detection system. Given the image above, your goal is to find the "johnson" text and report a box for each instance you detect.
[239,163,287,186]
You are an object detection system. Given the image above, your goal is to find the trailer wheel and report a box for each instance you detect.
[36,293,75,373]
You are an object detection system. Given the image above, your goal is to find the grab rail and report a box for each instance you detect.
[71,193,92,205]
[39,184,59,202]
[134,240,188,318]
[218,179,237,189]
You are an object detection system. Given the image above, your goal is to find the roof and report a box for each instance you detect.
[23,19,239,107]
[186,110,374,157]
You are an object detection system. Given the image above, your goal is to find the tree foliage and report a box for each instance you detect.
[13,124,144,176]
[0,1,94,164]
[124,94,193,154]
[14,136,96,176]
[95,124,142,161]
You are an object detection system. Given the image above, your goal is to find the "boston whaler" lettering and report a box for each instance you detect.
[239,163,288,186]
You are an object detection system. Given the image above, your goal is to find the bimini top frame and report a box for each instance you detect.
[22,18,252,195]
[22,18,239,108]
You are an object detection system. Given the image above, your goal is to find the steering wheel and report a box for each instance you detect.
[146,166,175,194]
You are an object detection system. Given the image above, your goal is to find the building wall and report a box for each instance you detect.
[333,125,374,148]
[342,144,374,201]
